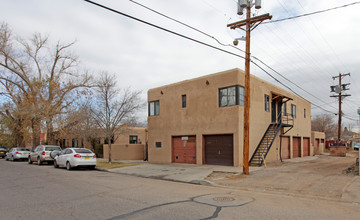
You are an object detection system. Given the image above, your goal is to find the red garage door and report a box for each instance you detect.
[293,137,301,158]
[281,136,290,159]
[303,138,310,156]
[205,135,233,166]
[172,136,196,164]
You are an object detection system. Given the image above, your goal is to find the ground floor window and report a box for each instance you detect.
[129,136,138,144]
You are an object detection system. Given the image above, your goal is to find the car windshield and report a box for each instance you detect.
[0,148,7,150]
[18,148,30,151]
[45,146,61,151]
[74,149,92,154]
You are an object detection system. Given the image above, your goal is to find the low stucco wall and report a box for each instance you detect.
[103,144,145,160]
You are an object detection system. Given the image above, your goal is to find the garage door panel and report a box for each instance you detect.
[205,135,233,166]
[172,136,196,164]
[293,137,301,158]
[303,138,310,156]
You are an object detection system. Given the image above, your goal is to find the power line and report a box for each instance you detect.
[128,0,246,53]
[83,0,336,116]
[129,0,337,109]
[263,1,360,24]
[83,0,246,59]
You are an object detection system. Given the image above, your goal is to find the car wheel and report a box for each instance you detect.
[66,161,72,171]
[54,160,59,168]
[89,165,96,170]
[37,157,42,166]
[5,157,8,161]
[11,155,15,162]
[28,157,33,164]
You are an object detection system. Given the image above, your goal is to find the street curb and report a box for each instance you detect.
[95,167,215,186]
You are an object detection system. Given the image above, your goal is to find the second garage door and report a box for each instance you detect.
[205,135,233,166]
[293,137,301,158]
[303,137,310,156]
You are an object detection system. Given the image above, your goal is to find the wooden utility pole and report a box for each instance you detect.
[330,73,351,141]
[227,2,271,175]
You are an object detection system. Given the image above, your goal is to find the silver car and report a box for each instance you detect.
[53,148,96,170]
[28,145,62,165]
[5,148,31,161]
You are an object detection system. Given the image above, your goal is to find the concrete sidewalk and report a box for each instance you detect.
[102,162,261,185]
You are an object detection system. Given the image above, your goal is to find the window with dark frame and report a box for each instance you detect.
[129,136,138,144]
[304,108,306,118]
[219,85,245,107]
[291,104,296,118]
[148,100,160,116]
[264,95,270,112]
[155,142,162,148]
[182,95,186,108]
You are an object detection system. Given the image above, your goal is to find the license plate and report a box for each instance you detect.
[0,152,3,153]
[24,153,28,155]
[84,157,90,159]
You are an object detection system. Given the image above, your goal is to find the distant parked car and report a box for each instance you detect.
[5,148,31,161]
[353,144,359,151]
[0,147,8,158]
[28,145,62,165]
[53,148,96,170]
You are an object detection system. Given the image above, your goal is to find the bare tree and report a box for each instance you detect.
[311,114,337,139]
[0,23,92,148]
[91,72,143,163]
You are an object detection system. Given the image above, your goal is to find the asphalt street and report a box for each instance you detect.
[1,159,359,220]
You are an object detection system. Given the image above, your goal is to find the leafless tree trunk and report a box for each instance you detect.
[91,72,143,163]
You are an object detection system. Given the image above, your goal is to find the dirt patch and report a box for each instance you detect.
[206,155,358,199]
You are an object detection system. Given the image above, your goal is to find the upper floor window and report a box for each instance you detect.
[219,85,244,107]
[148,100,160,116]
[304,108,306,118]
[182,95,186,108]
[129,136,138,144]
[291,104,296,118]
[264,95,270,112]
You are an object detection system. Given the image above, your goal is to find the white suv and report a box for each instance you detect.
[28,145,62,165]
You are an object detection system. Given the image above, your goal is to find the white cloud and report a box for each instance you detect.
[0,0,359,125]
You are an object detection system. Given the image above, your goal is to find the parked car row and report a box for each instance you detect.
[2,145,97,170]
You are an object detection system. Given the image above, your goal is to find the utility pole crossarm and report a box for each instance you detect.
[227,13,272,29]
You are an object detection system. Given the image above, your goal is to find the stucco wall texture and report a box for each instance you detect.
[148,68,313,167]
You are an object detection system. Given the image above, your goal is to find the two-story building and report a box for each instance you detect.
[147,68,312,167]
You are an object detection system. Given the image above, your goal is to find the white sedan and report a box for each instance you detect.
[53,148,96,170]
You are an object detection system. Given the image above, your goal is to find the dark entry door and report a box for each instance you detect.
[205,135,233,166]
[272,98,282,123]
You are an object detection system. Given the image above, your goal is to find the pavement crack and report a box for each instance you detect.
[106,199,191,220]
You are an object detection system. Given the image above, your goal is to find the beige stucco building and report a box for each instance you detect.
[103,127,147,161]
[147,68,313,167]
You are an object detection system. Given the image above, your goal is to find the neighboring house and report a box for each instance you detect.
[147,68,313,167]
[311,131,325,155]
[55,126,147,160]
[102,127,147,160]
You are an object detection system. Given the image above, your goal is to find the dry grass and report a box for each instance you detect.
[96,160,140,169]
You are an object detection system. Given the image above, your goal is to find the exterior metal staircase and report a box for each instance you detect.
[249,113,294,167]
